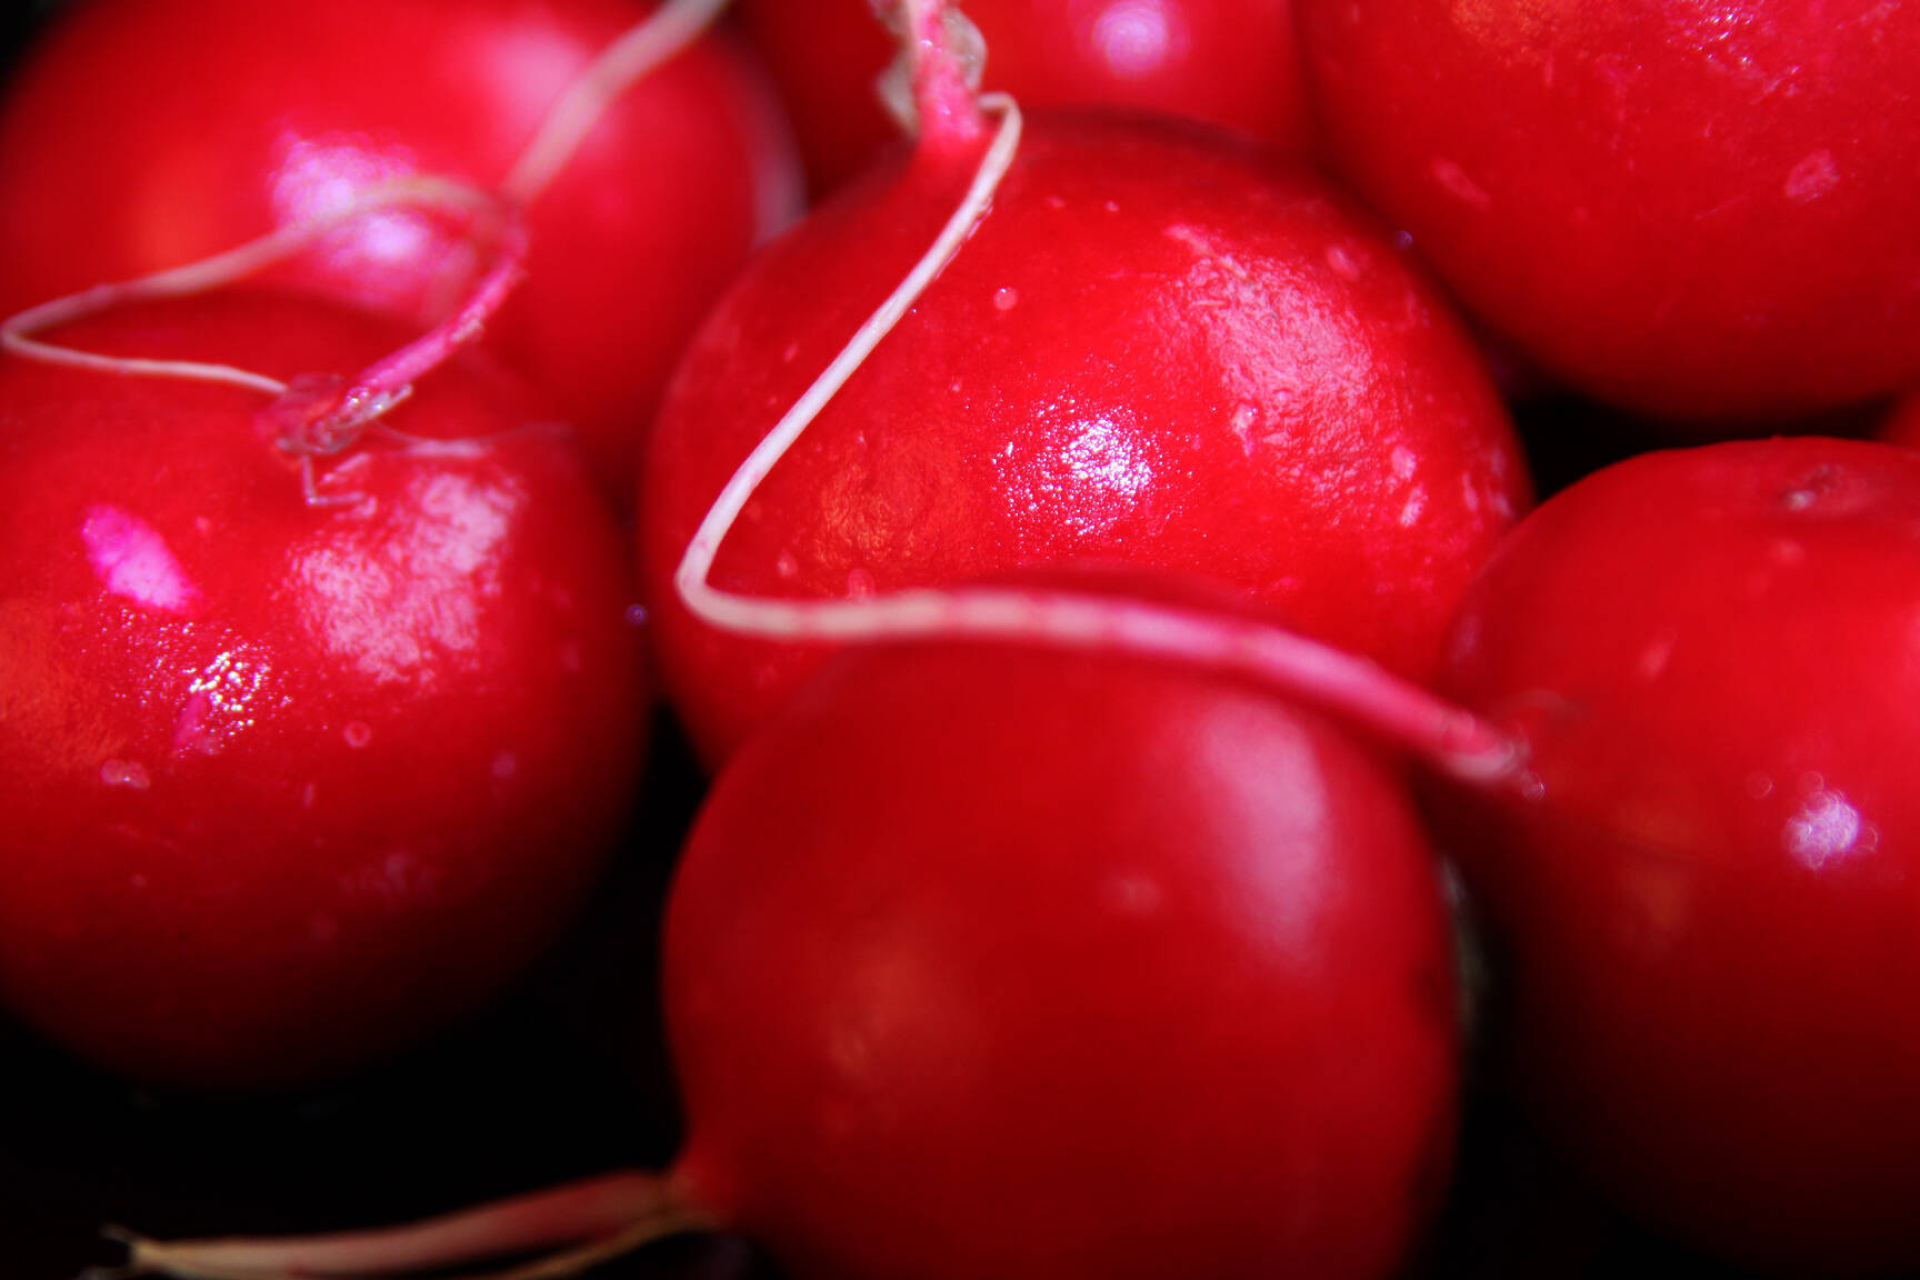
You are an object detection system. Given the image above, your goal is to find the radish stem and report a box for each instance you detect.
[0,177,503,398]
[882,0,989,146]
[502,0,731,203]
[112,1170,702,1280]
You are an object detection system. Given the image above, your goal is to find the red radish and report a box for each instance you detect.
[660,632,1462,1280]
[1296,0,1920,424]
[0,288,646,1085]
[114,600,1464,1280]
[1438,437,1920,1274]
[0,0,801,498]
[640,6,1528,766]
[737,0,1315,194]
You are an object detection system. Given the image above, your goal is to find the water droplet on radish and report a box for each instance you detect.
[1636,632,1676,680]
[1429,156,1492,209]
[100,759,151,791]
[1101,873,1165,916]
[1784,148,1841,203]
[343,721,373,748]
[1325,243,1363,281]
[993,285,1018,311]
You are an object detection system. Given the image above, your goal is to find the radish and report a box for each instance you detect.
[110,581,1465,1280]
[1437,436,1920,1274]
[737,0,1315,194]
[1296,0,1920,424]
[0,0,801,499]
[641,0,1528,765]
[0,285,646,1085]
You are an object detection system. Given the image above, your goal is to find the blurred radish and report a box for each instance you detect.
[0,0,801,498]
[642,0,1526,764]
[1297,0,1920,424]
[0,286,646,1084]
[1438,437,1920,1274]
[737,0,1314,194]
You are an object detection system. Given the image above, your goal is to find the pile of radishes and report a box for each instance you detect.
[2,1,1919,1278]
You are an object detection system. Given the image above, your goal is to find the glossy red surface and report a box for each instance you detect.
[737,0,1313,193]
[0,0,800,499]
[1440,438,1920,1274]
[0,292,647,1085]
[641,113,1528,764]
[664,634,1459,1280]
[1297,0,1920,424]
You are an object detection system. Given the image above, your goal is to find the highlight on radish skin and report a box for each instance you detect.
[1438,437,1920,1276]
[641,8,1527,766]
[0,291,647,1085]
[0,0,802,499]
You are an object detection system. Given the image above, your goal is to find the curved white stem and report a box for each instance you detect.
[673,92,1022,624]
[502,0,733,204]
[0,176,503,398]
[667,90,1520,784]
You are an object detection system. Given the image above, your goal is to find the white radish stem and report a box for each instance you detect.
[0,177,511,415]
[270,213,530,456]
[883,0,989,145]
[502,0,732,204]
[113,1170,699,1280]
